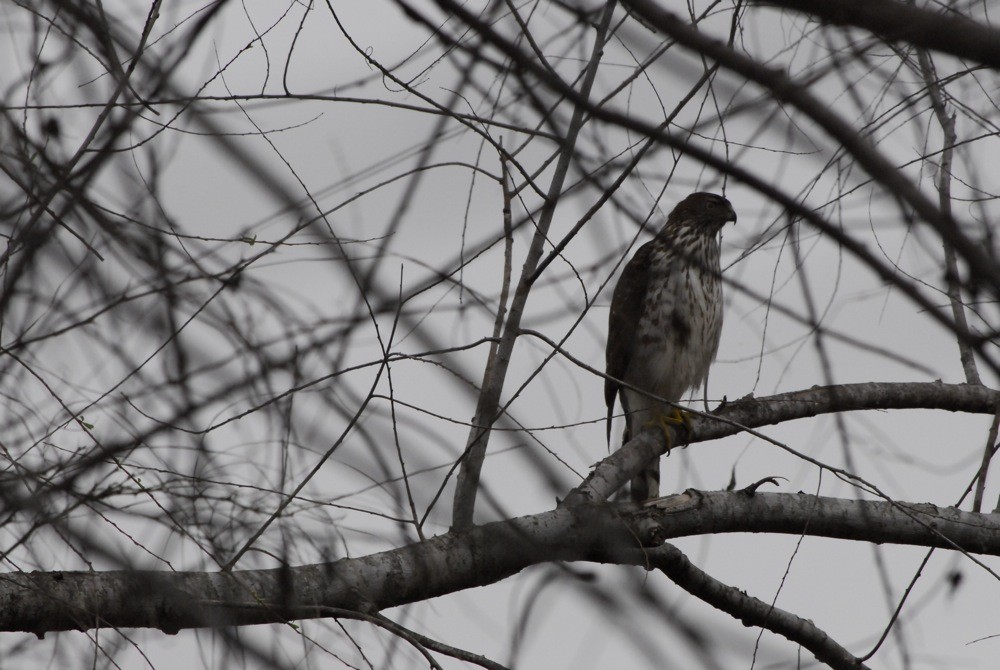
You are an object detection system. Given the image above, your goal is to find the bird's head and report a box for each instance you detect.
[665,192,737,235]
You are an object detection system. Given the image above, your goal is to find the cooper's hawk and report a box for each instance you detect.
[605,192,736,502]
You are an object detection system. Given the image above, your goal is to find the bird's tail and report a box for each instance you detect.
[605,404,613,447]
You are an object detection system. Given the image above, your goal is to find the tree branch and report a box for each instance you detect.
[566,381,1000,505]
[4,489,1000,635]
[635,543,870,670]
[915,50,981,386]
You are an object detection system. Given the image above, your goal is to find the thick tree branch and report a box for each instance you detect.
[634,543,870,670]
[4,490,999,635]
[566,381,1000,505]
[0,504,625,635]
[634,490,1000,554]
[5,379,999,669]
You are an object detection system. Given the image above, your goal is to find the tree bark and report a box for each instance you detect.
[5,490,999,635]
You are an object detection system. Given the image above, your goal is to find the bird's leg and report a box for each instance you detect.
[644,406,692,455]
[629,407,689,502]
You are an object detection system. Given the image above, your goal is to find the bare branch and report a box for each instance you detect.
[5,489,999,635]
[567,382,1000,505]
[916,50,981,386]
[635,543,870,670]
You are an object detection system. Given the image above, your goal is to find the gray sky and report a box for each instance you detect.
[2,0,999,667]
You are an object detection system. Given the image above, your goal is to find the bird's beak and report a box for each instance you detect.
[727,204,737,225]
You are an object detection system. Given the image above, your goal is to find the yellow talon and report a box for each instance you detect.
[644,407,692,453]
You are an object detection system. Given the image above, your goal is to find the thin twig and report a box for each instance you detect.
[370,613,511,670]
[917,51,981,386]
[386,270,425,541]
[858,546,934,662]
[221,296,405,572]
[916,49,995,517]
[983,409,1000,512]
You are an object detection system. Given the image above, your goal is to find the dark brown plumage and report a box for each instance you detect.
[605,192,736,501]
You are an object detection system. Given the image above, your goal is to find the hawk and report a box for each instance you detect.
[605,192,736,502]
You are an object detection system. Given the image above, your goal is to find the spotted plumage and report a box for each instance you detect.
[605,192,736,501]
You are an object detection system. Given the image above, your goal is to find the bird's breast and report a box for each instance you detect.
[628,250,723,397]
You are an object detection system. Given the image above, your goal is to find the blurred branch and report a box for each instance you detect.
[0,0,163,267]
[759,0,1000,69]
[221,321,398,571]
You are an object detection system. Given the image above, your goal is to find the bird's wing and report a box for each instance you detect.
[605,241,653,443]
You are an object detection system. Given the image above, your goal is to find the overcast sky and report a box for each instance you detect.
[2,1,999,668]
